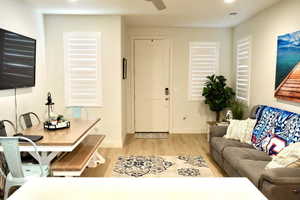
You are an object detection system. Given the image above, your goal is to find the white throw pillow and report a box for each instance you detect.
[240,118,257,145]
[265,142,300,169]
[224,118,256,144]
[224,119,247,141]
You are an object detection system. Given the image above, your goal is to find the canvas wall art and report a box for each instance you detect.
[275,30,300,103]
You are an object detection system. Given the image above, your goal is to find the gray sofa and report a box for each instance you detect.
[209,106,300,200]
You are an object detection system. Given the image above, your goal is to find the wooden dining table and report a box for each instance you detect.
[0,118,101,165]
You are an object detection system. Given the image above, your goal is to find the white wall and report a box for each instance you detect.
[44,15,124,147]
[126,27,233,133]
[121,17,127,143]
[233,0,300,113]
[0,0,46,134]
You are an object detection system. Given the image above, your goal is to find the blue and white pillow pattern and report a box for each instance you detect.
[251,106,300,155]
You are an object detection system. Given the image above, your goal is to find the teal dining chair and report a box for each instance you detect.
[0,136,49,200]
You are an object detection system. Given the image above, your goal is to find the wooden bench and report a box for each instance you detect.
[51,135,105,177]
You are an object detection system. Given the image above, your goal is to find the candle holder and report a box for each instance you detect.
[43,92,70,130]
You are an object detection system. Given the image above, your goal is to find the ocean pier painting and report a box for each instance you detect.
[275,30,300,103]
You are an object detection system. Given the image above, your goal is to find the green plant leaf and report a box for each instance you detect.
[202,74,235,113]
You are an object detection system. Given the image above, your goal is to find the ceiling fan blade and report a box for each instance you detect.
[145,0,166,10]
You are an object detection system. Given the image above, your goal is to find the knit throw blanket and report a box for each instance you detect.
[252,105,300,155]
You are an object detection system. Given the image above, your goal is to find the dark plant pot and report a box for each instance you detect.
[216,111,221,122]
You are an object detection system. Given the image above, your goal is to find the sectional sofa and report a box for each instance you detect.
[209,105,300,200]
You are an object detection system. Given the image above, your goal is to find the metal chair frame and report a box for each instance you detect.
[18,112,41,130]
[0,136,45,200]
[0,120,17,136]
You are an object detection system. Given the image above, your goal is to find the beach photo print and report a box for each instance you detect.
[275,30,300,103]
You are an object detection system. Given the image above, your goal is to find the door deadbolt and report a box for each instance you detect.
[165,88,170,95]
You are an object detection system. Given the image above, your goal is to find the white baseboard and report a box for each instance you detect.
[171,129,208,134]
[126,130,208,135]
[127,126,209,134]
[127,128,135,134]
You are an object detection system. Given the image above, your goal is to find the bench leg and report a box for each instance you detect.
[88,151,106,168]
[94,151,106,164]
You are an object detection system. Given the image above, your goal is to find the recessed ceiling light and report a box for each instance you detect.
[224,0,235,4]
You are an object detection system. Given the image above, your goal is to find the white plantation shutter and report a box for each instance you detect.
[189,42,219,100]
[236,37,251,104]
[64,32,102,107]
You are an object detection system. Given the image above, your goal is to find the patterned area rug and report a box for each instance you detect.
[112,156,215,177]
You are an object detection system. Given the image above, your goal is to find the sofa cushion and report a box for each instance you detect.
[211,137,252,154]
[236,160,269,186]
[223,159,241,177]
[223,147,271,169]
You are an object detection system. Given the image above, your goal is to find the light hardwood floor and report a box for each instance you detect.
[82,134,226,177]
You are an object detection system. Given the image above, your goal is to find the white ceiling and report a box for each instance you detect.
[25,0,281,28]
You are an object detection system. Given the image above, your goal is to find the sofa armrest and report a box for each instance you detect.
[209,125,228,140]
[259,168,300,187]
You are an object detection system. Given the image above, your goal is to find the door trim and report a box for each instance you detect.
[130,35,173,133]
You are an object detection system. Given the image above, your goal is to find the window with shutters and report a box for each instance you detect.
[64,32,102,107]
[188,42,219,100]
[236,37,251,104]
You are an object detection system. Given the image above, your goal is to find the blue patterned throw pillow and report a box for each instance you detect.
[251,106,300,155]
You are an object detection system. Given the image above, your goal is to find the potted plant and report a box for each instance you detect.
[202,75,235,121]
[230,100,248,120]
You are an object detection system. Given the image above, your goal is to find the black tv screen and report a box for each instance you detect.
[0,28,36,90]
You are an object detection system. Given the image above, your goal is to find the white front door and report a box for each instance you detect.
[134,39,170,132]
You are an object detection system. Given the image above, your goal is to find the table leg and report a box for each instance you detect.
[29,152,60,165]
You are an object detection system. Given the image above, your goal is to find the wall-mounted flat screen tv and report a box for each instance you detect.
[0,28,36,90]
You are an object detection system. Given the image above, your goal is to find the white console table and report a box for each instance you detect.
[8,178,267,200]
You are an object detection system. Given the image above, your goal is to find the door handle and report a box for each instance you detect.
[292,189,300,194]
[165,88,170,96]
